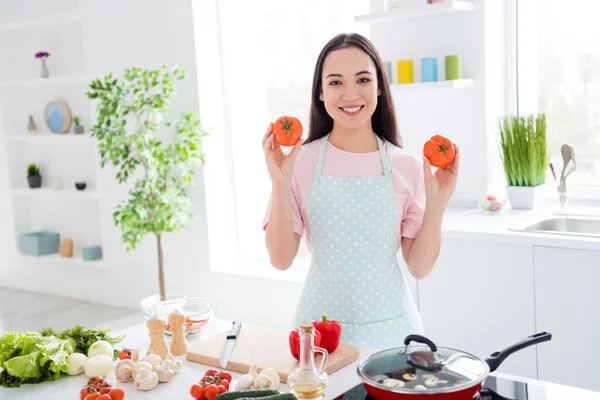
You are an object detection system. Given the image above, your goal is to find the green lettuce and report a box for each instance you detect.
[0,331,75,387]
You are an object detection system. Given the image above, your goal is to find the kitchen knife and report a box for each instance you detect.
[220,320,242,368]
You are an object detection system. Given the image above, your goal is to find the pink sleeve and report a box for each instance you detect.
[262,184,304,237]
[401,169,426,239]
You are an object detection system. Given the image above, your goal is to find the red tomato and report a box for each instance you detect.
[273,115,302,146]
[81,387,97,400]
[85,394,100,400]
[204,369,218,377]
[218,385,227,394]
[217,371,232,382]
[204,385,220,400]
[107,387,125,400]
[220,379,230,390]
[423,134,456,168]
[190,383,204,400]
[96,395,111,400]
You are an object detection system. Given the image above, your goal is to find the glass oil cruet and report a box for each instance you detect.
[287,322,329,399]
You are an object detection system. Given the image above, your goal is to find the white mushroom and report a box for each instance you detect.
[114,359,135,383]
[133,361,154,377]
[403,373,417,381]
[131,349,140,362]
[134,367,159,391]
[156,364,175,383]
[253,374,275,389]
[414,384,427,391]
[236,374,255,390]
[258,369,280,390]
[382,378,405,388]
[142,354,163,371]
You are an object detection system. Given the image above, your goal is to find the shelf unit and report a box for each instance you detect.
[391,79,475,91]
[355,0,475,23]
[0,5,105,269]
[19,253,104,268]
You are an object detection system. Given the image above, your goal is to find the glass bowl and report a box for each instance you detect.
[141,295,217,336]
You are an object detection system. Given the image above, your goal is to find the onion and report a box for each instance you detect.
[84,355,114,377]
[66,353,88,375]
[88,340,114,358]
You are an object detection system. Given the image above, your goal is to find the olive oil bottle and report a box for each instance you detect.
[287,322,329,400]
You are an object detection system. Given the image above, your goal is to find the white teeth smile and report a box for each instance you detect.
[342,106,361,113]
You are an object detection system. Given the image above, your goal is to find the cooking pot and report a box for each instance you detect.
[356,332,551,400]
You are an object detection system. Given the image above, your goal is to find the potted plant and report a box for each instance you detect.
[27,163,42,188]
[498,113,548,209]
[86,66,209,302]
[73,116,84,134]
[35,51,50,78]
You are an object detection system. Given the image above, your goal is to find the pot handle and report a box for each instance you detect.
[485,332,552,372]
[403,334,438,352]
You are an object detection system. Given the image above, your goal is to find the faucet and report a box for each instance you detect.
[557,144,576,208]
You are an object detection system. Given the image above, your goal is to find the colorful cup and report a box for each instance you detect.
[421,57,438,82]
[397,60,414,84]
[445,55,462,80]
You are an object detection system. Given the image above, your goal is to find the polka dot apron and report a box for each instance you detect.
[292,133,425,350]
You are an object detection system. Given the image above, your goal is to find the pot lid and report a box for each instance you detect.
[357,335,489,394]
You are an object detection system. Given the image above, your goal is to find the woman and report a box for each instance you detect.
[262,33,459,349]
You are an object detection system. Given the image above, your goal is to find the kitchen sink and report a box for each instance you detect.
[510,215,600,238]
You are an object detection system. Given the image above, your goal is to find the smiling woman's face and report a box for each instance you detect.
[319,46,381,131]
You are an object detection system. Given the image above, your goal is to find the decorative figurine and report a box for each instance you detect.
[28,115,37,133]
[59,238,74,258]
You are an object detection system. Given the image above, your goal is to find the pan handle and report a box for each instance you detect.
[485,332,552,372]
[403,334,438,352]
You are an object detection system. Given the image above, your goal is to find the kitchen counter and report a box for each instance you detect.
[441,205,600,251]
[2,318,600,399]
[0,318,374,400]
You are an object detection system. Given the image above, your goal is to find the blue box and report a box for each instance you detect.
[19,231,60,256]
[421,57,438,82]
[83,245,103,261]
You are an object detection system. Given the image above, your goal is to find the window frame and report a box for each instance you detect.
[511,0,600,204]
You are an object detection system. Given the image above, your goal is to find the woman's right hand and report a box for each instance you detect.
[262,122,304,188]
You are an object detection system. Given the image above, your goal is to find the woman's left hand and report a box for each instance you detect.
[422,144,459,208]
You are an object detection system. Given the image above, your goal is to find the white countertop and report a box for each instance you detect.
[3,318,600,399]
[441,205,600,251]
[0,319,375,400]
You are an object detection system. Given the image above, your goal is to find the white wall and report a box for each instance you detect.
[0,0,510,332]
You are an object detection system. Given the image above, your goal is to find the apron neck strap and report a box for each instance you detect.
[314,133,392,180]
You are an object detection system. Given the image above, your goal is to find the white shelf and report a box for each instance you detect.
[0,13,81,32]
[0,75,88,89]
[6,134,94,144]
[19,253,104,268]
[11,188,99,199]
[355,0,475,23]
[391,78,474,91]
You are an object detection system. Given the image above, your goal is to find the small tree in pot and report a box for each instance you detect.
[86,66,209,301]
[27,163,42,188]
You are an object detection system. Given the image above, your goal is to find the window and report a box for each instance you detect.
[517,0,600,194]
[199,0,369,277]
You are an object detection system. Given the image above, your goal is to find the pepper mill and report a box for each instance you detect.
[169,311,187,356]
[146,316,168,359]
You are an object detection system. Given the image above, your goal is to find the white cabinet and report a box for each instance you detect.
[534,246,600,392]
[418,239,538,379]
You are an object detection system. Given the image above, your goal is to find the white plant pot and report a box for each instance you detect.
[506,185,543,209]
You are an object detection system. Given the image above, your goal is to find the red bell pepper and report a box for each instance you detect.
[312,315,342,354]
[289,328,321,361]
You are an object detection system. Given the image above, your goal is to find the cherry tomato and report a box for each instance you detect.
[81,387,97,400]
[108,387,125,400]
[204,369,218,376]
[220,379,230,390]
[190,383,204,400]
[96,395,111,400]
[85,394,100,400]
[217,385,227,394]
[217,371,232,382]
[204,384,220,400]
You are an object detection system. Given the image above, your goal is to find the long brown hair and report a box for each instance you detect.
[304,33,402,148]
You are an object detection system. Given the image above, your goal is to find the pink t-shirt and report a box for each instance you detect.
[262,136,426,251]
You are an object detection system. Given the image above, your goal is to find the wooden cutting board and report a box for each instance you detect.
[186,323,360,383]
